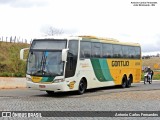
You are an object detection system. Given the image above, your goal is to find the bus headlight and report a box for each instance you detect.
[53,79,65,83]
[26,77,32,81]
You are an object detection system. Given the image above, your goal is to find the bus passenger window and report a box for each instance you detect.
[91,42,101,58]
[135,46,141,59]
[102,43,113,58]
[113,44,122,58]
[80,41,91,58]
[128,46,136,58]
[122,45,129,58]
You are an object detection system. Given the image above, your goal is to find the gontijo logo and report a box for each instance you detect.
[112,61,129,67]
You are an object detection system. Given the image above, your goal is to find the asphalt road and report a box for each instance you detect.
[0,81,160,119]
[0,80,160,97]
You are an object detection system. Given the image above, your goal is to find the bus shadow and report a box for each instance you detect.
[34,85,137,98]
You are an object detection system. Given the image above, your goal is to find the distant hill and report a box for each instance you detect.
[0,42,30,77]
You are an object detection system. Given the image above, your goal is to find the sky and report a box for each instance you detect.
[0,0,160,55]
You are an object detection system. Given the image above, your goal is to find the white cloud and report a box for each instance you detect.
[0,0,49,8]
[0,0,160,53]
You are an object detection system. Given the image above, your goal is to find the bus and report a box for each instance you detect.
[20,36,142,95]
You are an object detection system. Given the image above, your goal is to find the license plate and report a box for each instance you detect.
[39,85,46,88]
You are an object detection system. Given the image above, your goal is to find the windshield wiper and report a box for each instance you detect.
[32,69,43,75]
[43,70,59,76]
[32,69,58,77]
[40,53,45,71]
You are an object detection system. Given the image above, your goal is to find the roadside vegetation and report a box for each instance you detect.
[0,42,30,77]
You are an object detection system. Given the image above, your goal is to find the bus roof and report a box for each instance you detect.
[33,35,140,47]
[79,35,140,47]
[79,35,118,41]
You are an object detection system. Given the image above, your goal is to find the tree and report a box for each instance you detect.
[43,26,64,36]
[156,53,160,57]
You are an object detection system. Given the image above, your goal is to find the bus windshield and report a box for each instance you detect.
[30,39,67,50]
[27,39,67,77]
[27,50,64,77]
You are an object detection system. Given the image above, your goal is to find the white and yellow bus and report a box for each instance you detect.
[20,36,141,95]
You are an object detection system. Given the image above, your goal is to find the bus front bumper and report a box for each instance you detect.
[26,81,69,92]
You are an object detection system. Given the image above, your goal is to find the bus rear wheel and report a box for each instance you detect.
[78,79,87,95]
[126,76,132,88]
[121,77,127,88]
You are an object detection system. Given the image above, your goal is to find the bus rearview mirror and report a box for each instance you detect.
[20,48,29,61]
[62,49,69,62]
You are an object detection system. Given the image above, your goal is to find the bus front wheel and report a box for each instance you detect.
[78,79,87,95]
[46,91,55,95]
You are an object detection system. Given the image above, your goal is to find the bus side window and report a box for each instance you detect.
[128,46,136,58]
[80,41,91,58]
[91,42,101,58]
[122,45,129,58]
[113,44,122,58]
[102,43,113,58]
[135,46,141,59]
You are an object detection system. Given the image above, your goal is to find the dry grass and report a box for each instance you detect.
[142,57,160,70]
[0,42,30,77]
[142,57,160,80]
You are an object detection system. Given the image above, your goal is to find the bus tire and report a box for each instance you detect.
[121,76,127,88]
[77,79,87,95]
[126,76,132,88]
[46,91,55,95]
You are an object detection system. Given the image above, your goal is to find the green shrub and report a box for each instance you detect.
[0,72,11,77]
[0,42,30,77]
[14,72,24,77]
